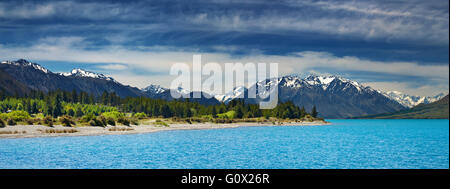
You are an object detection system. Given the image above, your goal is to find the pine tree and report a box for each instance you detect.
[31,102,38,114]
[211,106,217,118]
[45,102,53,116]
[52,93,63,118]
[0,90,5,101]
[300,106,306,118]
[160,104,172,118]
[235,106,243,119]
[71,89,78,103]
[311,105,318,118]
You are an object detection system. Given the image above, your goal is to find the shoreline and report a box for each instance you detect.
[0,121,330,139]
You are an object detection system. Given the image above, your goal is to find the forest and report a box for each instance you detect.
[0,90,320,127]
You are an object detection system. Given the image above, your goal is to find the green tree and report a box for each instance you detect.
[235,106,243,119]
[71,89,78,103]
[75,106,84,117]
[211,106,217,118]
[311,105,318,118]
[52,93,63,117]
[16,103,24,111]
[67,108,75,117]
[160,104,172,118]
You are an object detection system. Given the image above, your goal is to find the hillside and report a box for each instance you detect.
[357,95,449,119]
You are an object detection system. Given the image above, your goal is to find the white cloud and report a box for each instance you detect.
[97,64,128,71]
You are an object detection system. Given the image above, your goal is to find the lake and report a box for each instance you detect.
[0,119,448,169]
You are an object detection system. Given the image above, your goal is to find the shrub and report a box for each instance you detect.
[101,111,124,120]
[88,117,106,127]
[0,118,5,128]
[153,120,168,127]
[130,118,139,126]
[26,119,35,125]
[88,120,96,126]
[304,115,314,122]
[133,112,147,119]
[117,117,130,126]
[81,113,96,123]
[43,116,54,127]
[0,113,7,120]
[7,119,16,126]
[106,117,116,126]
[189,117,208,123]
[217,110,236,119]
[6,110,30,122]
[98,116,107,126]
[59,116,76,127]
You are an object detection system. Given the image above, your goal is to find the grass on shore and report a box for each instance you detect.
[108,127,134,131]
[0,130,27,134]
[37,128,78,133]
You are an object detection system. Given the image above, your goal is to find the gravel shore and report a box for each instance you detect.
[0,120,330,139]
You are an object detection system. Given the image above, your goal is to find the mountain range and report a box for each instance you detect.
[357,95,449,119]
[214,75,407,118]
[1,59,447,118]
[0,59,143,97]
[380,91,445,108]
[0,59,219,105]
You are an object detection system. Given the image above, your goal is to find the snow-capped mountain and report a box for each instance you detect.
[0,59,440,117]
[173,86,190,96]
[58,68,116,81]
[142,84,168,94]
[142,84,190,96]
[381,91,445,108]
[215,74,405,118]
[141,84,219,105]
[214,86,246,103]
[217,75,374,103]
[0,59,144,97]
[1,59,49,74]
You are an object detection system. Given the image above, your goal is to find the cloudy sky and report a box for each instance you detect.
[0,0,448,96]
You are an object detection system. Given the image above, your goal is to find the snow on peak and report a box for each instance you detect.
[304,75,337,89]
[381,91,445,108]
[170,86,190,95]
[1,59,50,73]
[58,68,115,81]
[255,74,369,93]
[142,84,167,94]
[214,86,247,103]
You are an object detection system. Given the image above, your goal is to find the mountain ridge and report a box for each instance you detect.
[380,90,445,108]
[356,95,449,119]
[209,75,407,118]
[0,59,144,97]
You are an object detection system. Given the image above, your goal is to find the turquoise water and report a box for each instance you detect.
[0,119,448,169]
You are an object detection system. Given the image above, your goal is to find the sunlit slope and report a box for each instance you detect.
[358,95,448,119]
